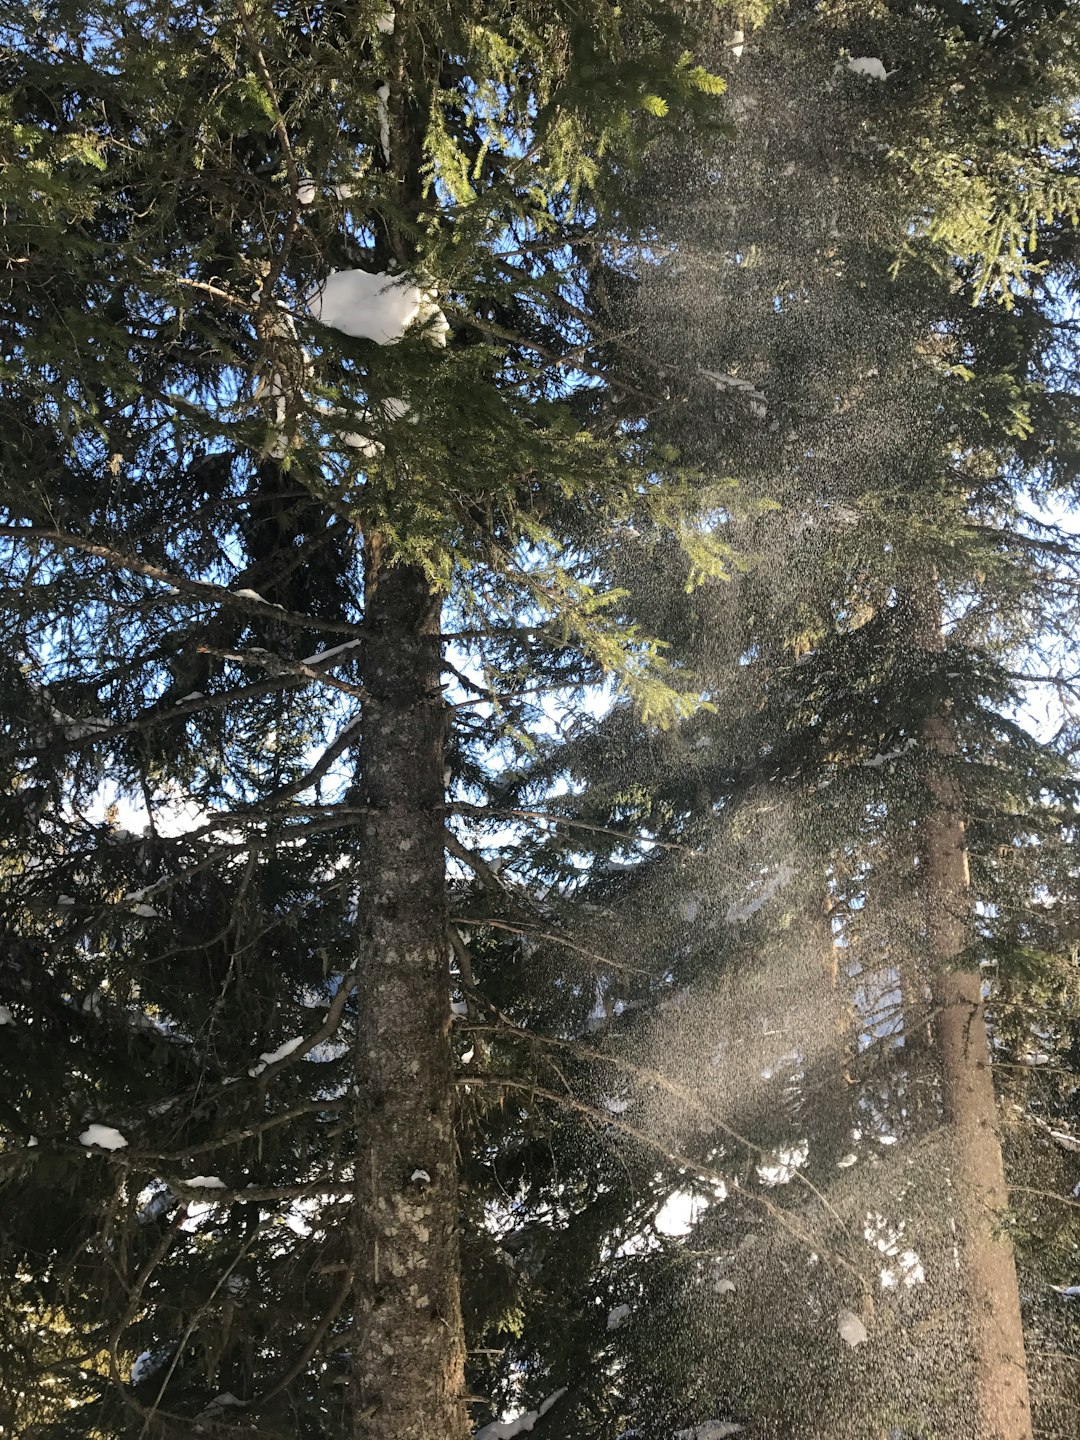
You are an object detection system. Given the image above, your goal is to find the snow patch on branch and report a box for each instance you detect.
[249,1034,307,1077]
[846,56,892,80]
[376,84,391,161]
[79,1124,128,1150]
[756,1139,809,1188]
[307,269,448,347]
[725,863,796,924]
[474,1389,568,1439]
[837,1309,869,1347]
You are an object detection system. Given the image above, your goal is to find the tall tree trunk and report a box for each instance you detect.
[352,536,468,1440]
[917,600,1033,1440]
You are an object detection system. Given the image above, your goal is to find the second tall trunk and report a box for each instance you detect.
[918,629,1033,1440]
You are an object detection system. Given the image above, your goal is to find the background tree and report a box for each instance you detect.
[445,4,1080,1438]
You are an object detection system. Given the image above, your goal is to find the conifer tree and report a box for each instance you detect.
[0,2,728,1436]
[452,4,1080,1437]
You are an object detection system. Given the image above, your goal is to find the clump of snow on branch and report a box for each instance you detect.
[79,1124,128,1150]
[131,1346,173,1386]
[837,1309,869,1347]
[474,1389,568,1439]
[846,56,891,80]
[376,83,391,161]
[185,1176,227,1190]
[307,269,448,346]
[137,1186,177,1225]
[756,1139,809,1187]
[864,1212,925,1290]
[249,1034,307,1077]
[701,369,767,417]
[725,862,796,924]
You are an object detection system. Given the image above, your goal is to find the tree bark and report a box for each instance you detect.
[918,612,1033,1440]
[351,536,468,1440]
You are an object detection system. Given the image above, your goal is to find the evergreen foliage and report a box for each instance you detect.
[2,0,1080,1438]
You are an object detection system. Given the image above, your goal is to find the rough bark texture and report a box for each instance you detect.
[352,537,468,1440]
[920,669,1033,1440]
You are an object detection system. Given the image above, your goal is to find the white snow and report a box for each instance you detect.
[249,1034,307,1077]
[675,1424,744,1439]
[296,180,317,205]
[460,1046,475,1064]
[64,716,111,740]
[702,370,766,406]
[655,1188,709,1236]
[714,1277,736,1295]
[837,1153,858,1168]
[1051,1284,1080,1298]
[606,1303,631,1330]
[342,430,383,457]
[1050,1128,1080,1153]
[136,1187,176,1225]
[881,1249,925,1290]
[79,1124,129,1150]
[307,269,447,347]
[131,1347,172,1385]
[198,1393,245,1418]
[376,8,394,33]
[410,1169,431,1184]
[475,1389,568,1440]
[376,83,391,162]
[131,904,161,919]
[731,29,744,60]
[185,1176,227,1189]
[837,1309,869,1347]
[58,895,75,907]
[862,737,916,769]
[757,1139,809,1187]
[725,863,796,924]
[0,1005,12,1024]
[602,1096,631,1115]
[847,56,890,80]
[301,639,363,667]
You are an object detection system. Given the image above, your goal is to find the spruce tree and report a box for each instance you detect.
[451,4,1080,1437]
[0,2,727,1436]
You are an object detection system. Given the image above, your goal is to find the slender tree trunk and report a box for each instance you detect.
[917,603,1033,1440]
[351,536,468,1440]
